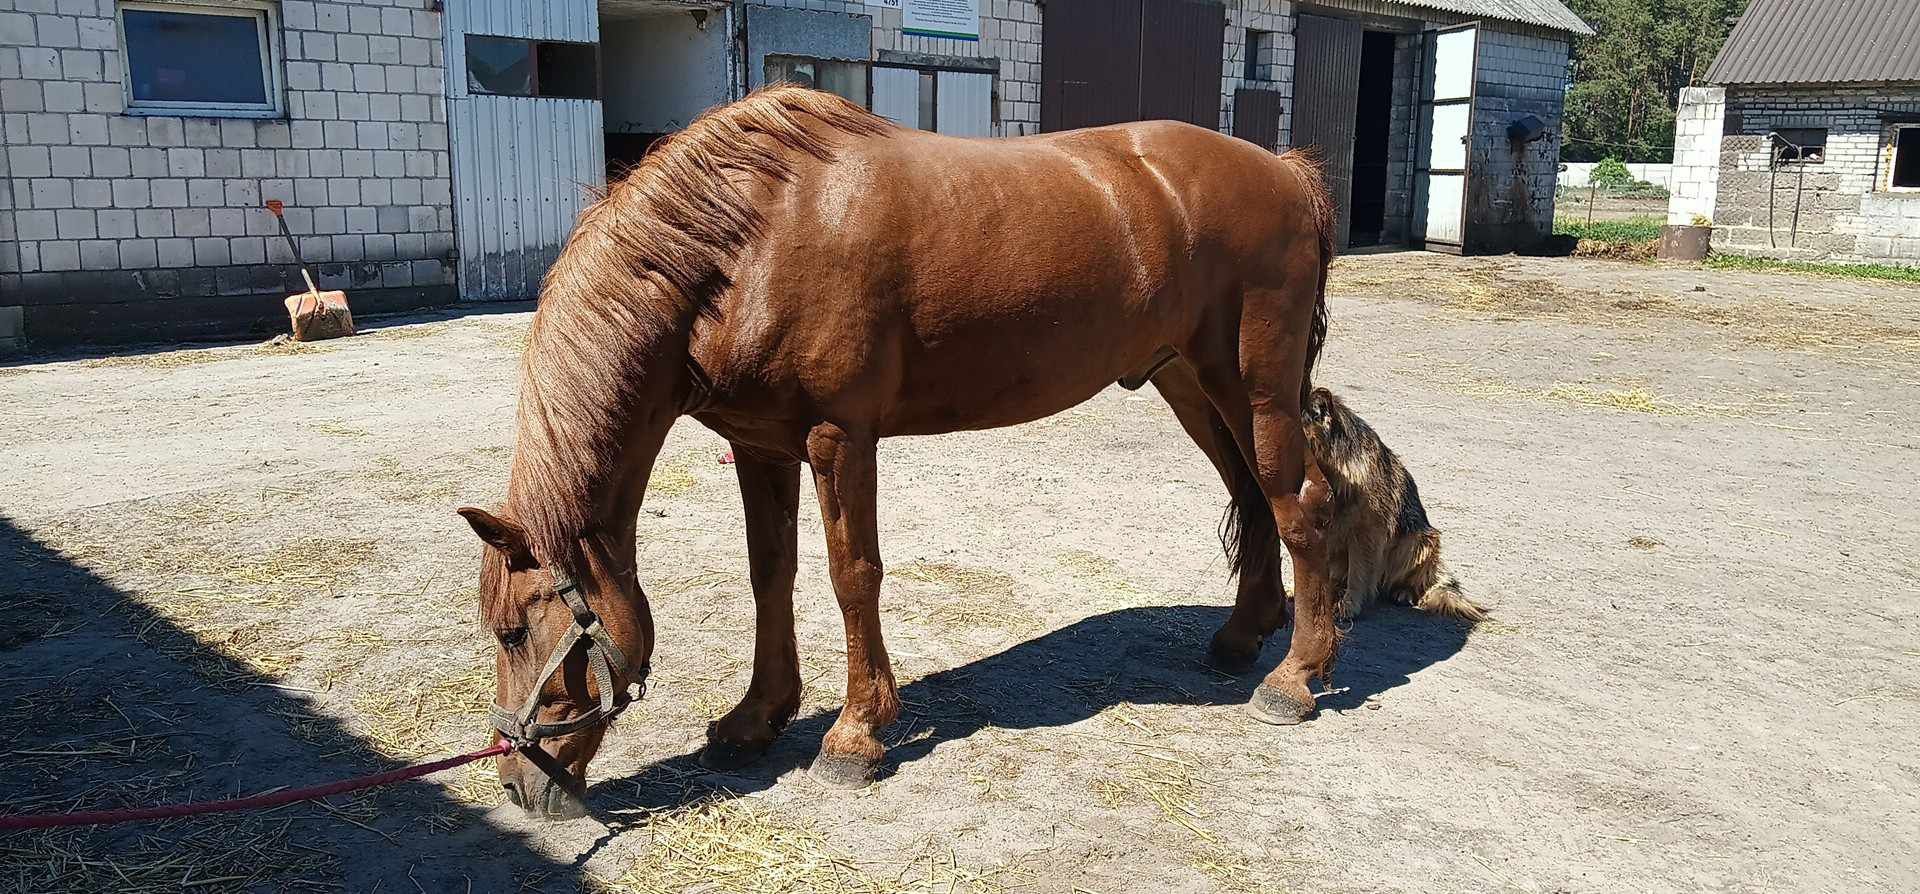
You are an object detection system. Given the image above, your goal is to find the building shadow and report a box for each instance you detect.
[0,514,582,892]
[0,301,535,368]
[591,601,1471,813]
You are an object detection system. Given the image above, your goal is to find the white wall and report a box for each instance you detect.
[1664,86,1723,225]
[1562,162,1675,189]
[602,13,730,135]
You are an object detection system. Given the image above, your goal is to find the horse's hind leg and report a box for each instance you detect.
[1151,359,1287,672]
[701,452,804,770]
[1189,286,1339,724]
[805,423,899,788]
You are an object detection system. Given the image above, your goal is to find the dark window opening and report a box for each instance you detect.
[1347,30,1396,246]
[1243,29,1275,82]
[765,55,869,108]
[466,35,599,99]
[120,4,275,112]
[1893,128,1920,189]
[1774,127,1826,164]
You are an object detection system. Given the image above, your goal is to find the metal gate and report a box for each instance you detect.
[1232,87,1284,151]
[1041,0,1224,132]
[1291,13,1364,247]
[1416,23,1479,251]
[445,1,605,302]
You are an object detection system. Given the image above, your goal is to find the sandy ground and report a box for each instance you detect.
[2,252,1917,893]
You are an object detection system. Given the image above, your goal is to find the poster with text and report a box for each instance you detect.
[903,0,980,41]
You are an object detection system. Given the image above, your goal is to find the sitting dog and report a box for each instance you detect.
[1301,387,1487,622]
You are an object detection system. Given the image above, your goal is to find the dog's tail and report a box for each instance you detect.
[1406,530,1488,623]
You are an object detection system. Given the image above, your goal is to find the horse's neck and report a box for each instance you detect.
[508,332,689,567]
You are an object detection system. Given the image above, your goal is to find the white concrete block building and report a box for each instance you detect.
[1,0,1588,349]
[1669,0,1920,265]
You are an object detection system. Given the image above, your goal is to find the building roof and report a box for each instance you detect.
[1380,0,1595,36]
[1705,0,1920,85]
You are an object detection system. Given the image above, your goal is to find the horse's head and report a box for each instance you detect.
[457,506,653,819]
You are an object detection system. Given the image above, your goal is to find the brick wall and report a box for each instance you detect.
[0,0,455,346]
[750,0,1043,137]
[1220,0,1293,139]
[1710,84,1920,264]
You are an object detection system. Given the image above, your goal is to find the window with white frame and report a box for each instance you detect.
[1891,126,1920,190]
[118,1,283,117]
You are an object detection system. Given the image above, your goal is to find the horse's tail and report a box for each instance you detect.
[1276,149,1335,407]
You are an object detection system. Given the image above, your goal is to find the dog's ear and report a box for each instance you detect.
[1304,388,1333,422]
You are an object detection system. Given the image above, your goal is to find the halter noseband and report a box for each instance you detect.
[489,571,649,791]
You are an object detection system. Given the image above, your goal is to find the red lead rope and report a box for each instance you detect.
[0,741,513,831]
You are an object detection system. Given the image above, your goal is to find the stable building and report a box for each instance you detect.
[1666,0,1920,265]
[0,0,1587,349]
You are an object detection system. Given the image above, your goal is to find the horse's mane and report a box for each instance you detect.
[500,87,895,583]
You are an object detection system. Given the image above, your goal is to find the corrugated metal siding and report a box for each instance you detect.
[1139,0,1228,128]
[446,0,604,302]
[1232,88,1285,151]
[1041,0,1145,131]
[1293,14,1365,246]
[1705,0,1920,86]
[936,71,994,136]
[1368,0,1592,35]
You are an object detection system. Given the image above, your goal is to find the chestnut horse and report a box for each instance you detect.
[457,87,1336,818]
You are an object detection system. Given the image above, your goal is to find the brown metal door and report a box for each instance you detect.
[1042,0,1224,132]
[1292,13,1364,246]
[1041,0,1143,132]
[1139,0,1227,128]
[1232,87,1284,151]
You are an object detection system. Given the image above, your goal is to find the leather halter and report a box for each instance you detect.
[489,571,648,793]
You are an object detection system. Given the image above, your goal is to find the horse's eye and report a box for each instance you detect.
[497,627,529,649]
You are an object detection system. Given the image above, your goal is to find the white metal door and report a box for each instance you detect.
[445,1,604,302]
[934,71,992,137]
[1417,23,1477,250]
[872,66,920,128]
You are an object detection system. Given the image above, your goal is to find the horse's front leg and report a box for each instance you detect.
[805,423,898,788]
[700,452,804,770]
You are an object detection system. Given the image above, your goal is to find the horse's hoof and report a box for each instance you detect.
[1206,631,1263,674]
[698,739,769,772]
[809,752,877,790]
[1246,683,1315,725]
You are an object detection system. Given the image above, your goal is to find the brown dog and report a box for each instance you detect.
[1302,388,1487,622]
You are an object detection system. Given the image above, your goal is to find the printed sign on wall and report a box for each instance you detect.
[903,0,980,41]
[866,0,903,11]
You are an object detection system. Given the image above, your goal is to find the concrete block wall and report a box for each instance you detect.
[1464,25,1571,253]
[0,0,456,346]
[752,0,1043,137]
[1710,84,1920,263]
[1667,86,1724,226]
[1220,0,1293,139]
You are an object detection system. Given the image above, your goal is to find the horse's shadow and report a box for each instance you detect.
[588,602,1469,814]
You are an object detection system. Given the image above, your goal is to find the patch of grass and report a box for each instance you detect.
[1706,253,1920,284]
[1554,216,1663,244]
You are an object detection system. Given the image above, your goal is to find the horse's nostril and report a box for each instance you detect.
[501,780,525,808]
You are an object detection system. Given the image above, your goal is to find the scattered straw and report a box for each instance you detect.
[352,656,494,759]
[647,451,706,499]
[362,455,462,504]
[81,338,337,370]
[591,798,1014,894]
[366,322,450,340]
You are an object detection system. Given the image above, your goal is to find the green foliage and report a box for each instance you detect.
[1563,0,1752,163]
[1589,157,1636,188]
[1555,216,1664,243]
[1705,254,1920,284]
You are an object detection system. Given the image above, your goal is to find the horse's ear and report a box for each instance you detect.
[457,507,534,564]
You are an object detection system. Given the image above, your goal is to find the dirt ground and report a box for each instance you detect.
[2,252,1916,893]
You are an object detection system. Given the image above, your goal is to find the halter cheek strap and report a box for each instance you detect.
[488,573,650,777]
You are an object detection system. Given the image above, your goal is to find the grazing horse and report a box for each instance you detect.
[458,87,1337,818]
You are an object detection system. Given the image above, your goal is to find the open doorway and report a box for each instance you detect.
[1347,30,1396,246]
[598,2,730,178]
